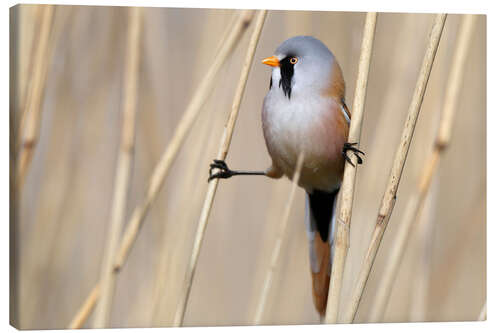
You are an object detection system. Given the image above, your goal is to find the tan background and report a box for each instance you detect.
[11,5,486,329]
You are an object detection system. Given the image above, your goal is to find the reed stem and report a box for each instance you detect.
[113,9,255,271]
[344,14,447,323]
[367,14,476,322]
[66,10,254,329]
[68,285,100,329]
[253,151,305,325]
[92,7,143,328]
[324,12,378,324]
[16,4,54,190]
[173,10,268,326]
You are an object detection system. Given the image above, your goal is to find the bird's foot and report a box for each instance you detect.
[208,159,236,182]
[342,142,365,167]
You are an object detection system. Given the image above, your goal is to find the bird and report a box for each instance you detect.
[208,36,363,319]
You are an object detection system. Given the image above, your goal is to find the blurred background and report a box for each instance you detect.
[10,4,486,329]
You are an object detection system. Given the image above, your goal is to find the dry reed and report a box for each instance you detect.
[67,10,255,329]
[149,12,239,325]
[16,4,54,190]
[367,14,477,322]
[253,151,305,325]
[68,285,100,329]
[245,14,312,323]
[343,13,447,323]
[15,5,43,140]
[14,7,486,328]
[113,9,255,270]
[324,12,377,324]
[150,109,215,324]
[92,7,144,328]
[173,10,268,326]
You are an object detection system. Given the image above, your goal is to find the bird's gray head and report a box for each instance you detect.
[262,36,337,99]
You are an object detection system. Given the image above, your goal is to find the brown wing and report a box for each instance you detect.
[324,60,346,104]
[310,232,331,317]
[324,59,350,138]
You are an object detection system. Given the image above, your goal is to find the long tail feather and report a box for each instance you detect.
[305,188,339,317]
[311,233,331,317]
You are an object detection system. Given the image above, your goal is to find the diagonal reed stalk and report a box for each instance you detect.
[343,13,447,323]
[253,151,305,325]
[15,5,43,143]
[149,12,239,326]
[67,10,255,329]
[367,14,477,322]
[68,284,101,329]
[150,108,214,325]
[92,7,144,328]
[16,4,54,190]
[324,12,377,324]
[173,10,268,326]
[113,9,255,271]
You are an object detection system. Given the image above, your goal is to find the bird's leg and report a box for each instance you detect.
[208,159,266,182]
[342,142,365,167]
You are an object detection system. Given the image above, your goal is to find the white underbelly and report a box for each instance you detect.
[262,92,345,192]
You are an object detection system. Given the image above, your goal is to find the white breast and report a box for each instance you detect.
[262,78,345,192]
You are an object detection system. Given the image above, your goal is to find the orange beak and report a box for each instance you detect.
[262,56,280,67]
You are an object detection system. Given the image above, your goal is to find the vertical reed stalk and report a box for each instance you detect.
[367,14,476,322]
[173,10,268,326]
[92,7,143,328]
[324,12,378,324]
[16,4,54,190]
[253,152,305,325]
[67,10,254,329]
[344,13,447,323]
[149,111,212,325]
[149,12,238,324]
[15,5,43,143]
[113,9,254,271]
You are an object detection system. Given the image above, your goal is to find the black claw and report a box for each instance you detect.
[343,142,365,166]
[210,160,226,169]
[343,151,355,167]
[208,159,234,182]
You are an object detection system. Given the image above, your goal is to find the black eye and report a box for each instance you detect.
[289,57,298,65]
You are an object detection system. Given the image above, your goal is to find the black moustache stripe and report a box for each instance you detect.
[278,56,295,99]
